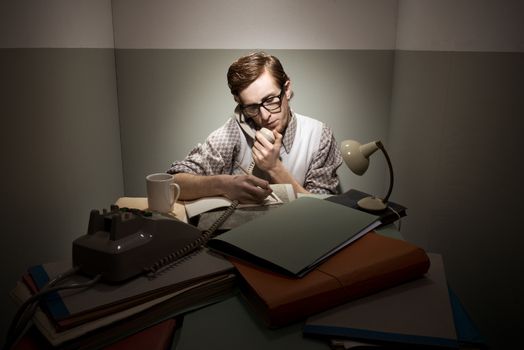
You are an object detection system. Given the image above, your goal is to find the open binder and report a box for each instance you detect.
[208,197,381,277]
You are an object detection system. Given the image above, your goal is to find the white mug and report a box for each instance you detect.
[146,173,181,213]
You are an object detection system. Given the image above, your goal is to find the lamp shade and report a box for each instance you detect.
[339,139,395,212]
[340,140,379,176]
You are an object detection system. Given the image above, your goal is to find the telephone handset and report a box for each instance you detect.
[235,112,276,173]
[246,127,275,173]
[235,112,257,140]
[235,113,275,144]
[259,127,276,143]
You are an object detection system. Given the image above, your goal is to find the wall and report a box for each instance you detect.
[112,0,398,197]
[389,1,524,348]
[0,0,124,339]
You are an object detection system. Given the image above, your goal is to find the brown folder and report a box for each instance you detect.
[230,232,430,327]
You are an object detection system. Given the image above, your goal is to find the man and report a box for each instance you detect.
[168,52,342,203]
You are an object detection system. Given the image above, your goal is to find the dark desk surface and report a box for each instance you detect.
[173,294,330,350]
[172,225,403,350]
[172,223,486,350]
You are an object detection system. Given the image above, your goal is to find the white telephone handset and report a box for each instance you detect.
[235,113,275,143]
[259,127,276,143]
[247,127,275,173]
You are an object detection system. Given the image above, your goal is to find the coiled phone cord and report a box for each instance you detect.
[144,199,239,277]
[145,128,276,277]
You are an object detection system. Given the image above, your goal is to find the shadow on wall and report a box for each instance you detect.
[0,48,124,342]
[388,50,524,349]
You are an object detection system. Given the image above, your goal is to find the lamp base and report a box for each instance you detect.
[357,196,387,212]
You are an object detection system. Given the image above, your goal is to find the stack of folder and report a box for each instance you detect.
[202,195,484,348]
[207,197,430,327]
[229,232,430,327]
[9,249,235,349]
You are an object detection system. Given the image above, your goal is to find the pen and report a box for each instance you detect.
[235,162,279,202]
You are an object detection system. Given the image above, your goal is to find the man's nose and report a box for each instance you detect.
[259,106,271,121]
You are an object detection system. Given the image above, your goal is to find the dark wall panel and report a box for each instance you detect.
[389,50,524,348]
[0,48,124,336]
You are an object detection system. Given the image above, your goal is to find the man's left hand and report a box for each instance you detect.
[252,129,282,172]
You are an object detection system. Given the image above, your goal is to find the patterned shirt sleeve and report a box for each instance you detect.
[303,124,343,194]
[167,118,240,176]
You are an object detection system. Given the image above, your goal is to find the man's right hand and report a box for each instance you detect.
[173,173,272,204]
[223,174,273,204]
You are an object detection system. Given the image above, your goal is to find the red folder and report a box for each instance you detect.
[230,232,430,327]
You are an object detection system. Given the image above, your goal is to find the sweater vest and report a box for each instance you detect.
[235,113,323,185]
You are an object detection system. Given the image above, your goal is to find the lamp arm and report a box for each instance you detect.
[376,141,394,202]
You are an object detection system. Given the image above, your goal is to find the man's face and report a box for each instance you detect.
[237,70,291,133]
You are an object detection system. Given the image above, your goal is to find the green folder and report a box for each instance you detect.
[208,197,381,277]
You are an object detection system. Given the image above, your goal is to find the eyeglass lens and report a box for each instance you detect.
[243,89,284,118]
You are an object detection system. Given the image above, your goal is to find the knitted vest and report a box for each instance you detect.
[235,113,323,185]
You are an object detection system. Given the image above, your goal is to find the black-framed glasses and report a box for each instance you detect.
[240,87,285,118]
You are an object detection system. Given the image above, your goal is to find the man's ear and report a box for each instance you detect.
[284,80,292,100]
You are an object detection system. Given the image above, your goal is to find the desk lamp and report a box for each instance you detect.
[340,139,394,211]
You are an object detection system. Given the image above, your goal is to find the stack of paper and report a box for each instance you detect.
[185,183,295,219]
[10,249,235,348]
[196,183,296,231]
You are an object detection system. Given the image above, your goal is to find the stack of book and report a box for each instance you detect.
[207,197,430,327]
[9,249,235,349]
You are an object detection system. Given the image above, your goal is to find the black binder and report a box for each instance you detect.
[326,189,406,228]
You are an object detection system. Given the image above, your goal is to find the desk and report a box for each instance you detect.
[171,225,404,350]
[172,289,485,350]
[111,197,331,349]
[173,293,330,350]
[111,197,402,349]
[111,198,411,349]
[113,198,483,349]
[12,199,481,349]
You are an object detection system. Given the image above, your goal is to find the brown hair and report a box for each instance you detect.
[227,51,290,97]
